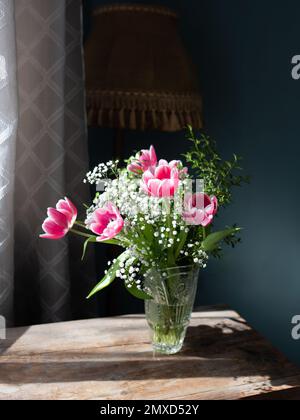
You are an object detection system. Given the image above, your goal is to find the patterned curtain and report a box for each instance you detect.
[0,0,97,326]
[0,0,18,324]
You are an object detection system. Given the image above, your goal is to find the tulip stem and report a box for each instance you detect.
[75,221,88,229]
[70,228,93,239]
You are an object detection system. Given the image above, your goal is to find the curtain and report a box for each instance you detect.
[0,0,18,324]
[0,0,97,326]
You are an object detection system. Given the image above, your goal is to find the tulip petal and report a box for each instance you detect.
[155,165,171,180]
[158,159,168,166]
[183,193,193,209]
[47,208,69,228]
[149,145,157,165]
[142,169,155,184]
[169,160,180,169]
[40,232,66,240]
[147,179,161,196]
[128,163,142,174]
[205,203,215,215]
[56,199,71,213]
[201,214,214,227]
[65,197,77,221]
[42,218,67,237]
[211,196,218,214]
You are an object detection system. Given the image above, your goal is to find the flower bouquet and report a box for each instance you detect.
[40,127,248,354]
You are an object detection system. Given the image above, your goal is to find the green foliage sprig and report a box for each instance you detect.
[184,126,249,258]
[184,126,249,208]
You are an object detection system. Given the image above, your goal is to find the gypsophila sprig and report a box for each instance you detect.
[83,160,120,184]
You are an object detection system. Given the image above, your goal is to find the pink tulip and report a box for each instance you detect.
[142,162,180,197]
[182,193,218,226]
[158,159,188,177]
[86,202,124,242]
[40,197,77,240]
[127,145,157,174]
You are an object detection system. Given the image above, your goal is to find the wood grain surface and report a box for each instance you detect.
[0,306,299,400]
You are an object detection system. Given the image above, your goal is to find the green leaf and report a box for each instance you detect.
[86,251,128,299]
[202,228,241,252]
[125,282,152,300]
[142,223,154,244]
[81,236,97,261]
[100,238,122,246]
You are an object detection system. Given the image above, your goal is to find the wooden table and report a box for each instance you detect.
[0,306,300,400]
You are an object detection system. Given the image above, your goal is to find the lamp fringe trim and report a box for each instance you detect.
[93,4,178,19]
[86,90,203,132]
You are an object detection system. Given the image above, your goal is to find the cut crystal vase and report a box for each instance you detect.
[144,265,200,355]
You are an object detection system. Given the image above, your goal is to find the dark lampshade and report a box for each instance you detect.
[84,4,203,132]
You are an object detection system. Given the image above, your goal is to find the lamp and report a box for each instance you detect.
[84,4,203,133]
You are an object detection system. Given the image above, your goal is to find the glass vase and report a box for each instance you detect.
[144,265,199,355]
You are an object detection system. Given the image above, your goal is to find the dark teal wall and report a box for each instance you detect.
[84,0,300,365]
